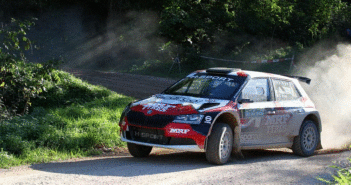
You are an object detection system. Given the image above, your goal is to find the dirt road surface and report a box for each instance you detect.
[63,68,177,99]
[1,69,350,184]
[1,149,350,185]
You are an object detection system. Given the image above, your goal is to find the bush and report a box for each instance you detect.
[0,149,21,168]
[0,78,131,160]
[0,18,62,120]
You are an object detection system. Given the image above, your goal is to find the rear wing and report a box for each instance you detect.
[284,75,311,84]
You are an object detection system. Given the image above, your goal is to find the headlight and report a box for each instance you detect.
[173,114,204,124]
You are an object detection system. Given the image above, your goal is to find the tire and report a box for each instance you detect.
[206,123,233,165]
[292,120,320,157]
[127,143,153,158]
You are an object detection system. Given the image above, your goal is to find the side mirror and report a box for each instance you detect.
[238,98,254,104]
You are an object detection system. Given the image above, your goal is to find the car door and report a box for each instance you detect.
[270,78,303,141]
[237,78,277,146]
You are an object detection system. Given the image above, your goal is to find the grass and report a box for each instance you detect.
[0,70,134,168]
[318,157,351,184]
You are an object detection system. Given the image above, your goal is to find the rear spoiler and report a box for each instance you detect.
[284,75,311,84]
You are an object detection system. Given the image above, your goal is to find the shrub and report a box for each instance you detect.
[0,148,20,168]
[0,18,63,120]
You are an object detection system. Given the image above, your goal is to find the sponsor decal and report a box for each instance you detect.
[153,94,230,111]
[242,114,292,128]
[156,94,227,104]
[267,125,286,134]
[204,116,212,124]
[169,128,190,134]
[156,94,204,104]
[240,109,293,136]
[240,133,260,143]
[264,114,291,126]
[244,109,265,117]
[187,73,235,82]
[241,117,262,128]
[142,103,176,112]
[132,96,158,106]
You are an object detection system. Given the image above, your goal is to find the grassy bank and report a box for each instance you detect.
[0,70,133,168]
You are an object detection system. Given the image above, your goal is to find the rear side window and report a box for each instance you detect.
[241,78,270,102]
[272,79,301,101]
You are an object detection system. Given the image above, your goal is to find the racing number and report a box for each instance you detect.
[204,116,212,124]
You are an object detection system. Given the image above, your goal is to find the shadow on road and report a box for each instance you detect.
[29,149,303,177]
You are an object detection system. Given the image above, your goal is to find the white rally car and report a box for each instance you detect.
[119,68,322,164]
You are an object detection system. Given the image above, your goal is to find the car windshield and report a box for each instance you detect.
[163,74,247,100]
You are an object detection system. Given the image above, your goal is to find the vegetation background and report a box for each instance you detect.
[0,0,351,183]
[1,0,350,76]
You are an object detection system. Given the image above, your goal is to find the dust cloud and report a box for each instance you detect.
[296,44,351,149]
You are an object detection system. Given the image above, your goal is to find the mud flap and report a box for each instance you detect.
[316,139,323,150]
[232,126,244,159]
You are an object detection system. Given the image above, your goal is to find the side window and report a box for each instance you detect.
[241,78,270,102]
[272,79,301,101]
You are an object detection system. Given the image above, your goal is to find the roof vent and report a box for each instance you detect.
[206,67,241,74]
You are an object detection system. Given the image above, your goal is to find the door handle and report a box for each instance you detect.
[267,111,276,115]
[297,109,304,113]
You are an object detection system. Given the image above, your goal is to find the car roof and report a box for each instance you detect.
[192,68,311,84]
[197,68,294,80]
[236,70,288,79]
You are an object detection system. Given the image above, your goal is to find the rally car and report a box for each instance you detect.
[119,67,322,164]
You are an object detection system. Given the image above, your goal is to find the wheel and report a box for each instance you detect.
[127,143,153,158]
[292,120,319,156]
[206,123,233,165]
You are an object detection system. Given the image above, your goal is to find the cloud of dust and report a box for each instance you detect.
[296,44,351,149]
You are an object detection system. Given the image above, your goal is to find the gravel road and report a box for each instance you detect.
[1,149,350,185]
[63,68,177,99]
[1,69,350,184]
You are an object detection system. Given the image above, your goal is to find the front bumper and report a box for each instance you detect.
[121,136,204,152]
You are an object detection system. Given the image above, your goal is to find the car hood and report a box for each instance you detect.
[130,94,230,114]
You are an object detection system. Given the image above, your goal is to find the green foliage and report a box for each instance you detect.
[0,57,63,120]
[0,17,134,168]
[0,71,133,168]
[0,148,21,168]
[31,70,111,109]
[160,0,237,52]
[286,0,347,45]
[318,158,351,184]
[160,0,348,58]
[0,18,53,120]
[236,0,293,36]
[0,18,36,61]
[0,18,73,120]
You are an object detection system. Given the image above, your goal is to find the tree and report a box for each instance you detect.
[160,0,237,53]
[281,0,346,45]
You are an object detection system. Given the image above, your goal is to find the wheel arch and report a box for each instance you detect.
[300,113,323,150]
[205,111,241,154]
[303,113,322,133]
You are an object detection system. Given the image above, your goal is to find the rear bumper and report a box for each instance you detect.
[121,136,204,152]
